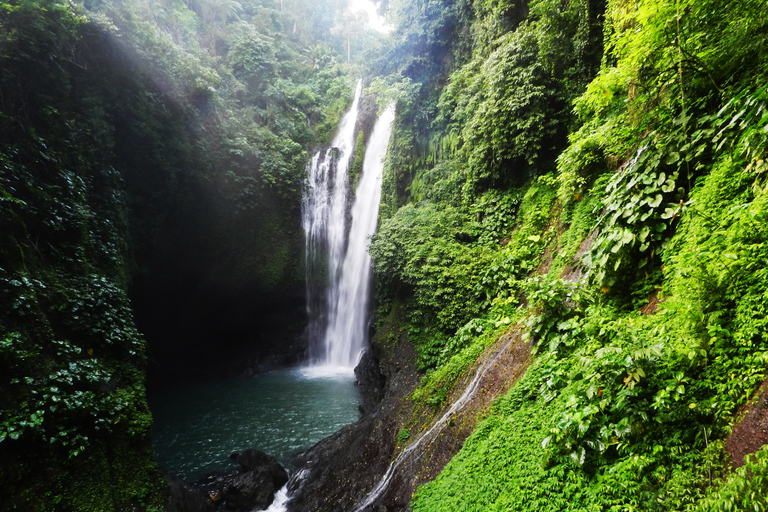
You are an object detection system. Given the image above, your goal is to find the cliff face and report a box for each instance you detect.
[0,6,166,508]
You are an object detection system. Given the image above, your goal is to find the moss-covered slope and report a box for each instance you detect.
[369,0,768,509]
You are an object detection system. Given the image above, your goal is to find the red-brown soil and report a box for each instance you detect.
[726,378,768,468]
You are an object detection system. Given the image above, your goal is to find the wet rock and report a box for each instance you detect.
[238,449,289,488]
[190,450,288,511]
[221,470,279,511]
[356,94,379,142]
[287,339,420,512]
[164,473,214,512]
[355,348,386,415]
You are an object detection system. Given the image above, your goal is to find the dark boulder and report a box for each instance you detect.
[191,449,288,511]
[221,470,279,510]
[164,473,215,512]
[237,448,288,478]
[238,449,289,488]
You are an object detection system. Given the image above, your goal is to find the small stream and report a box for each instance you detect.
[149,368,360,481]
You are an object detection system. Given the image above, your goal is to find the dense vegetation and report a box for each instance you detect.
[0,0,358,508]
[367,0,768,509]
[3,0,768,509]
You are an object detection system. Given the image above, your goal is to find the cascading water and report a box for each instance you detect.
[303,80,363,369]
[303,81,395,371]
[150,83,394,512]
[321,105,395,368]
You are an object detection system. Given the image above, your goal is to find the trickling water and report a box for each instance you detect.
[303,81,395,371]
[352,335,516,511]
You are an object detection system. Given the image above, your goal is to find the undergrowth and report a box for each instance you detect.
[373,0,768,509]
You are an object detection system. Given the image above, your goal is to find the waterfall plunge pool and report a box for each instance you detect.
[149,367,361,481]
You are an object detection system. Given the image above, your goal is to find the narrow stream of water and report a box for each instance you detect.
[149,368,360,481]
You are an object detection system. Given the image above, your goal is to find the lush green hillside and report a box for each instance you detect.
[369,0,768,509]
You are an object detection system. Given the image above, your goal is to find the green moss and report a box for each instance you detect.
[349,131,366,192]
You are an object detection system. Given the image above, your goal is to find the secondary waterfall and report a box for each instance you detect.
[302,81,395,371]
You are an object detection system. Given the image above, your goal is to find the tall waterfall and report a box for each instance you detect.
[302,81,395,371]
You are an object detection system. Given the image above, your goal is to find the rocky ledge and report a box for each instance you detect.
[165,449,288,512]
[285,336,420,512]
[285,326,531,511]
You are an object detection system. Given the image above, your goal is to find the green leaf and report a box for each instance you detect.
[665,152,680,165]
[648,194,663,208]
[660,207,677,221]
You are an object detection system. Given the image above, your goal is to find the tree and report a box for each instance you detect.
[198,0,242,52]
[330,8,366,62]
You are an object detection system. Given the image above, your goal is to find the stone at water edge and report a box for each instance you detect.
[354,348,386,415]
[190,449,289,511]
[223,450,289,510]
[164,473,214,512]
[238,449,289,488]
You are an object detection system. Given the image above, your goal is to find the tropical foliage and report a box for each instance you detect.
[369,0,768,510]
[0,0,358,508]
[3,0,768,509]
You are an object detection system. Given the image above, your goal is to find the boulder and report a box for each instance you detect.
[221,470,279,511]
[238,449,289,487]
[191,449,288,511]
[164,473,214,512]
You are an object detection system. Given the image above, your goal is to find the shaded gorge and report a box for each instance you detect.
[147,82,393,510]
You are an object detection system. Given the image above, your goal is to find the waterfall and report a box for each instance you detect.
[303,80,363,369]
[302,81,395,371]
[323,105,395,368]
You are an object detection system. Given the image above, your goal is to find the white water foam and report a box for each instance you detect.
[297,365,355,379]
[262,484,290,512]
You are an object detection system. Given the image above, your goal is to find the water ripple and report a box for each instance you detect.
[149,368,360,480]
